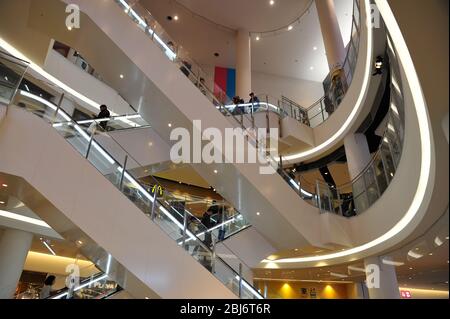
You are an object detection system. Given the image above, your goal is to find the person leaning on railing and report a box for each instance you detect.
[248,92,260,113]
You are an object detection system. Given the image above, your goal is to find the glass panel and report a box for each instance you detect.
[352,177,369,214]
[0,51,28,104]
[364,165,379,205]
[374,155,388,195]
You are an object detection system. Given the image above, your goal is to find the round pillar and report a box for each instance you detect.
[344,133,372,213]
[344,133,371,179]
[364,256,400,299]
[0,229,33,299]
[315,0,346,72]
[236,29,252,99]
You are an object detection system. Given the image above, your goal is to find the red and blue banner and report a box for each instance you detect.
[214,66,235,103]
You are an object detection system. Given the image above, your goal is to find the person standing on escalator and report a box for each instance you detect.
[96,104,110,131]
[201,208,215,248]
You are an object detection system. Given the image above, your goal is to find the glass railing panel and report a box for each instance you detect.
[374,155,389,195]
[69,275,119,299]
[316,182,333,213]
[0,51,28,104]
[352,177,369,214]
[3,50,262,299]
[364,165,379,205]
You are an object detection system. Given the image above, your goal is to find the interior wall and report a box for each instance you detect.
[201,64,324,105]
[252,71,324,107]
[44,49,133,115]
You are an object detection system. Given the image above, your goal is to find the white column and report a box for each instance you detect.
[344,133,371,213]
[315,0,346,72]
[344,133,371,180]
[0,229,33,299]
[364,256,400,299]
[236,29,252,99]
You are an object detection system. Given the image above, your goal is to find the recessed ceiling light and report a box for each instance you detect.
[1,184,7,187]
[256,212,261,216]
[120,74,124,79]
[310,66,314,70]
[256,36,260,41]
[213,169,218,174]
[313,46,318,51]
[269,0,275,5]
[168,123,172,127]
[288,25,293,31]
[173,15,179,21]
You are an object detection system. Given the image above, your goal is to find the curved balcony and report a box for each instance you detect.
[259,0,436,267]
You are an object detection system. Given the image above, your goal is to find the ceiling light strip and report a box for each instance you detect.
[0,210,52,228]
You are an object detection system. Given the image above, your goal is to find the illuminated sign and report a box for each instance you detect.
[400,290,412,299]
[150,185,164,196]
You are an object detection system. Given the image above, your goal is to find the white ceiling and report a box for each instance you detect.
[176,0,313,31]
[139,0,354,82]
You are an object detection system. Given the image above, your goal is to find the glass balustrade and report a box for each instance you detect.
[1,50,262,299]
[116,0,361,128]
[49,272,120,300]
[289,30,406,218]
[114,0,361,129]
[0,50,28,105]
[112,0,370,217]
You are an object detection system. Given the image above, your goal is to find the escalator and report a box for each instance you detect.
[57,0,377,252]
[0,52,262,299]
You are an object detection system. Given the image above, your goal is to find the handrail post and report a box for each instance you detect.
[119,155,128,191]
[316,181,323,213]
[337,188,343,216]
[327,186,334,213]
[372,161,382,198]
[52,93,64,124]
[211,238,216,273]
[85,125,96,159]
[238,263,243,298]
[265,95,270,134]
[151,189,157,221]
[182,209,187,250]
[379,147,391,183]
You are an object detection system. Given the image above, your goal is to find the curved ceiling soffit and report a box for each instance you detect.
[261,0,435,267]
[164,0,314,37]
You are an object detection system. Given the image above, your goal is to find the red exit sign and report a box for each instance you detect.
[400,290,412,299]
